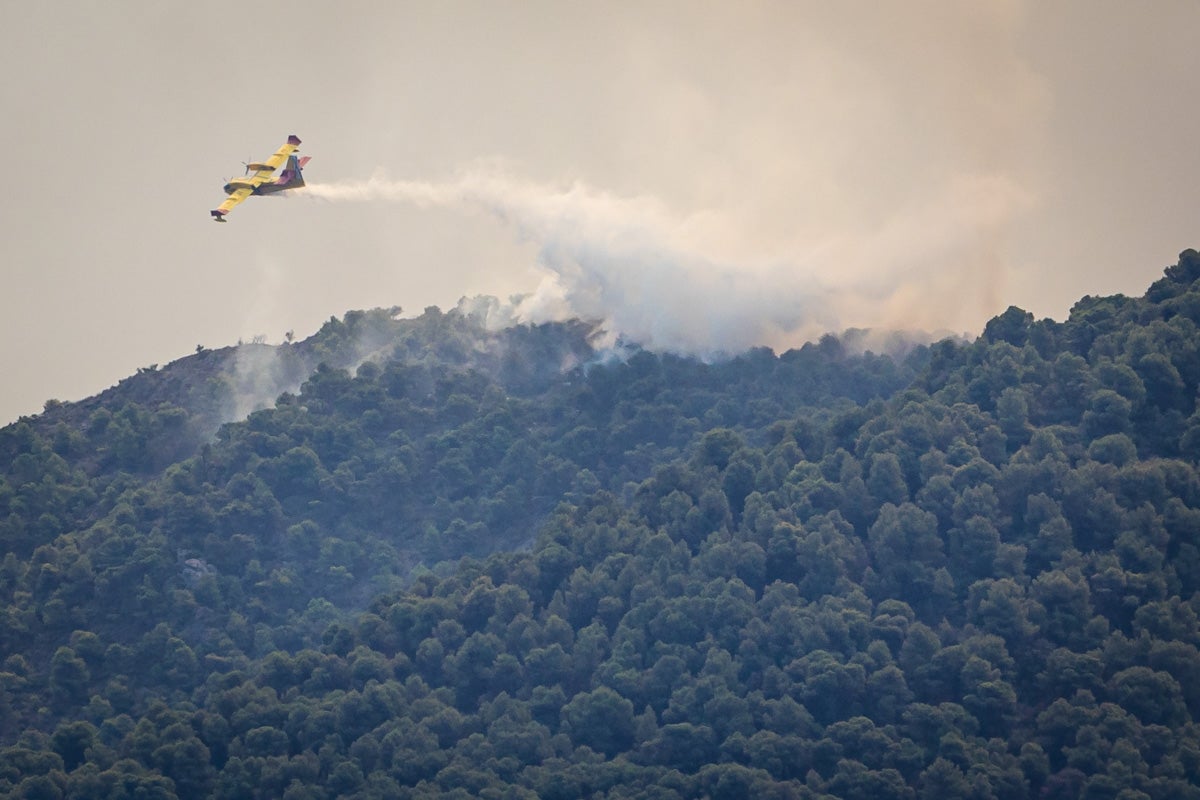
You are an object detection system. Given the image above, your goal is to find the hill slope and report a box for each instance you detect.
[1,251,1199,798]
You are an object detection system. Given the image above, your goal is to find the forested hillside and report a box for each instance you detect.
[2,251,1199,799]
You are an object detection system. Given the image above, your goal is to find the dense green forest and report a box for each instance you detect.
[2,251,1200,798]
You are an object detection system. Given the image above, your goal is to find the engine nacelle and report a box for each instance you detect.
[224,177,258,193]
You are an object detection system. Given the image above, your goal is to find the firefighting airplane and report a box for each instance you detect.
[211,135,309,221]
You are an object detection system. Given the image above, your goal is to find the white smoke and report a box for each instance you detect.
[307,169,814,356]
[291,3,1051,357]
[229,343,297,420]
[304,162,1030,356]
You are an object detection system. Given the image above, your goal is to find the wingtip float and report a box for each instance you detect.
[211,135,309,222]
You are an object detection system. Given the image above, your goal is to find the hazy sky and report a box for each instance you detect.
[2,1,1197,423]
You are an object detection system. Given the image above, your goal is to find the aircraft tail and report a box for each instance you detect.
[275,154,309,189]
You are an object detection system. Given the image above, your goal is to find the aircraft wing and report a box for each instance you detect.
[211,187,254,221]
[246,135,302,182]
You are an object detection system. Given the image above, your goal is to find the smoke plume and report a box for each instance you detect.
[305,162,1029,356]
[294,4,1049,357]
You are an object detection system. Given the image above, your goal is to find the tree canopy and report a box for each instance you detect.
[2,251,1200,798]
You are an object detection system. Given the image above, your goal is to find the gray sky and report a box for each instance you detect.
[2,1,1197,424]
